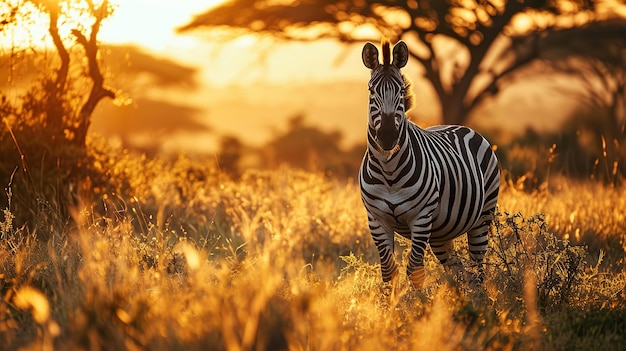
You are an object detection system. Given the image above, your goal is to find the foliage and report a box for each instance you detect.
[215,114,365,178]
[0,144,625,350]
[498,106,626,186]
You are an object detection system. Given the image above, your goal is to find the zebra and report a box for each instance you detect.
[359,38,500,288]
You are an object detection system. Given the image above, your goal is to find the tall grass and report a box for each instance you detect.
[1,140,625,350]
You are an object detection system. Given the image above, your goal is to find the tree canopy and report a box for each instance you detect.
[179,0,625,126]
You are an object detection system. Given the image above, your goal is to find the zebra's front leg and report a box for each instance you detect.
[407,218,432,289]
[368,215,398,284]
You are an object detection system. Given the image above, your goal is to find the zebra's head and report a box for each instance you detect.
[362,38,414,154]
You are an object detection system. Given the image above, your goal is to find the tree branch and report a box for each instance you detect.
[411,30,446,104]
[71,0,115,145]
[47,5,69,91]
[453,1,524,99]
[45,3,69,130]
[467,34,541,113]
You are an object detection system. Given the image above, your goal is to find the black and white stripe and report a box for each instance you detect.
[359,38,500,287]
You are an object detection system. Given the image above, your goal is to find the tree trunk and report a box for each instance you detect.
[71,11,115,146]
[440,92,468,126]
[46,6,69,140]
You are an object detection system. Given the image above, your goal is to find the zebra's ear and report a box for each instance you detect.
[392,41,409,69]
[362,42,379,69]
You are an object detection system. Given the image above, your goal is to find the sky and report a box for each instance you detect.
[100,1,216,54]
[99,0,367,86]
[91,0,388,153]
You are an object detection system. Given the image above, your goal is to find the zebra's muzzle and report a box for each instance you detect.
[377,114,399,151]
[368,121,400,161]
[371,136,400,161]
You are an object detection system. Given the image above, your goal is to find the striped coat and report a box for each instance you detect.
[359,38,500,288]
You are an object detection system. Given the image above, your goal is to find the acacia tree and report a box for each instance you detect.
[178,0,612,125]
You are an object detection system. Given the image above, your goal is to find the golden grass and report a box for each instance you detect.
[1,146,625,350]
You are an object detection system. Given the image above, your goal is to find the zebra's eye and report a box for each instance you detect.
[368,87,375,95]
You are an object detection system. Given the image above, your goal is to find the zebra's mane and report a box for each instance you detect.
[381,37,391,66]
[403,74,415,113]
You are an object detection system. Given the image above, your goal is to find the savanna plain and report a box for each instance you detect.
[1,137,625,351]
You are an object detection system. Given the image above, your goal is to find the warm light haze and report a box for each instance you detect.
[1,2,625,349]
[2,0,625,154]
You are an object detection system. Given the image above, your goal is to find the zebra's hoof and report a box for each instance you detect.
[469,270,485,288]
[381,269,399,295]
[408,268,425,289]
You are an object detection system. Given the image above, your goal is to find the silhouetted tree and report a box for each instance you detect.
[92,45,210,154]
[101,45,199,89]
[526,19,626,184]
[261,114,362,176]
[178,0,624,126]
[265,115,340,169]
[0,0,115,232]
[540,20,626,133]
[218,135,244,177]
[1,0,114,146]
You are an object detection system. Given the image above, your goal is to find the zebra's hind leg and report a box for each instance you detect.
[430,240,453,266]
[431,240,464,283]
[467,215,493,286]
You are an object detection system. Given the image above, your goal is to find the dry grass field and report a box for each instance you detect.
[1,140,625,350]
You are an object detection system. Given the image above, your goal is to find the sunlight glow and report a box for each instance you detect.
[0,1,50,49]
[100,0,225,51]
[0,0,225,52]
[510,13,535,34]
[231,35,257,48]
